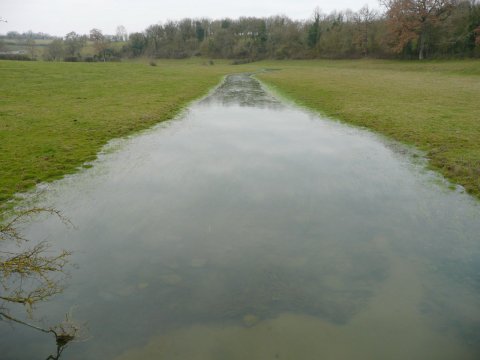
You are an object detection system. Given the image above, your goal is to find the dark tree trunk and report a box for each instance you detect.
[419,26,427,60]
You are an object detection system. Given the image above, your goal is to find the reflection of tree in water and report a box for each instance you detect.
[0,208,78,360]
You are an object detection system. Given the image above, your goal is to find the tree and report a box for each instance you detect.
[177,18,199,56]
[90,28,110,62]
[162,20,178,57]
[307,8,322,49]
[265,16,306,59]
[381,0,455,59]
[429,0,479,56]
[354,5,378,56]
[64,31,85,58]
[45,39,64,61]
[470,0,480,53]
[0,208,77,359]
[25,37,36,60]
[145,25,163,56]
[195,21,205,42]
[127,32,147,57]
[316,11,357,58]
[115,25,128,42]
[6,31,19,39]
[204,21,235,58]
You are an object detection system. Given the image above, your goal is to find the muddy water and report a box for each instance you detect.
[1,74,480,359]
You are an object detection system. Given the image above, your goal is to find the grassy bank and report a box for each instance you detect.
[0,59,254,210]
[257,59,480,197]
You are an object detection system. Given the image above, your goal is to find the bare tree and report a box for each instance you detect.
[25,37,36,59]
[354,5,378,56]
[145,24,163,56]
[115,25,128,42]
[90,28,109,61]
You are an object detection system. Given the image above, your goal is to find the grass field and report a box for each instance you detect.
[0,59,254,210]
[257,59,480,197]
[1,59,479,212]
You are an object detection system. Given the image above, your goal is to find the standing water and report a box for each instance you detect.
[1,74,480,359]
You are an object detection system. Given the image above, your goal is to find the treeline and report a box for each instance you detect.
[3,30,56,40]
[19,0,480,61]
[123,0,479,60]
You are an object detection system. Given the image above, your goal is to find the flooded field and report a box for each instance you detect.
[1,74,479,359]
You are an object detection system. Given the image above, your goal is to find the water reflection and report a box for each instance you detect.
[201,73,284,109]
[0,208,77,360]
[1,74,480,359]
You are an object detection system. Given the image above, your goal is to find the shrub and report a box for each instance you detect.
[64,56,79,62]
[0,54,32,61]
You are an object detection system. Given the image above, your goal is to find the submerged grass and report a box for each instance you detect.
[257,59,480,197]
[1,59,479,210]
[0,59,255,210]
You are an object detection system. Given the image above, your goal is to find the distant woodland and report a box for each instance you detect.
[2,0,480,61]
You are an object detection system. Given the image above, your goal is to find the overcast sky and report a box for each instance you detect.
[1,0,382,36]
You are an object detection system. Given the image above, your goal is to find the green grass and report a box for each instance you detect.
[0,59,255,210]
[256,59,480,197]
